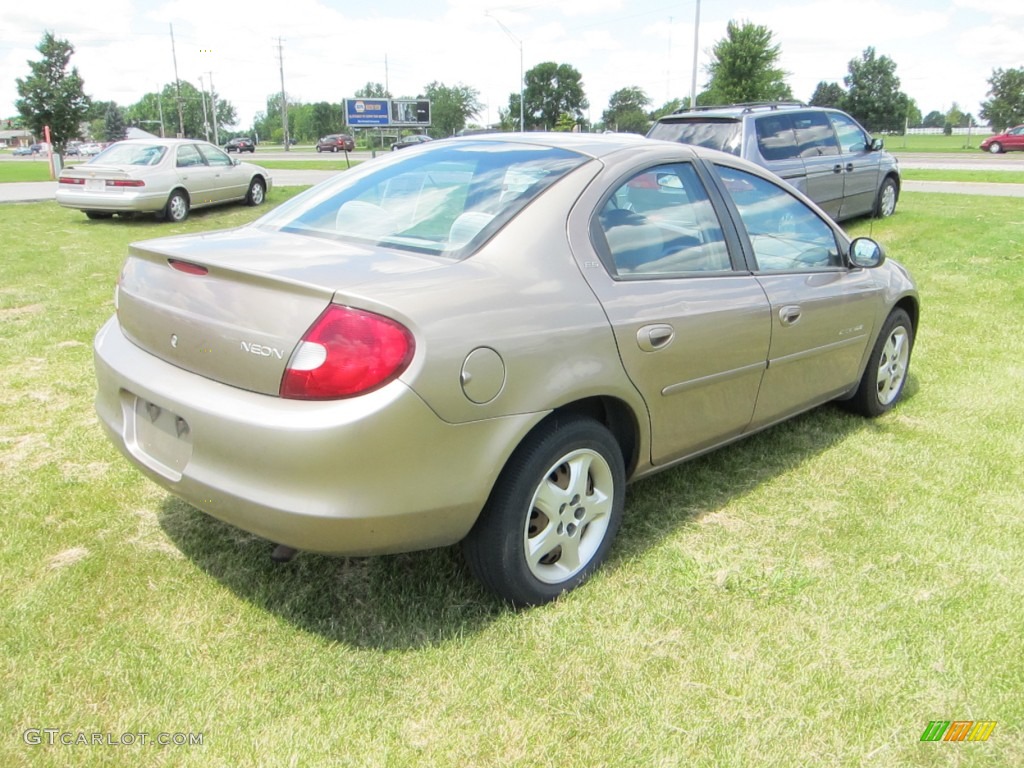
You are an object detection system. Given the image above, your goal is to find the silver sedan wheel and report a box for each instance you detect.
[524,447,615,584]
[166,191,189,222]
[876,325,910,406]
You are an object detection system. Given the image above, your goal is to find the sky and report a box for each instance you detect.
[1,0,1021,133]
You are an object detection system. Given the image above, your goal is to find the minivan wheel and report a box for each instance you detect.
[988,142,1003,154]
[843,309,913,417]
[874,177,898,218]
[462,417,625,606]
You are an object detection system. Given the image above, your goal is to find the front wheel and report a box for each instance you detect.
[874,177,898,218]
[163,190,190,223]
[843,309,914,417]
[462,417,625,606]
[245,177,266,206]
[988,142,1003,154]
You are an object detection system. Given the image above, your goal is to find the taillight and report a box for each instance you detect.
[280,305,414,400]
[59,177,85,185]
[107,179,145,187]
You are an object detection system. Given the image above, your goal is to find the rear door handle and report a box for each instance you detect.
[832,164,843,174]
[637,324,675,352]
[845,163,854,172]
[779,305,802,326]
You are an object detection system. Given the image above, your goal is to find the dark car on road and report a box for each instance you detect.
[316,134,355,153]
[225,137,255,153]
[392,134,433,151]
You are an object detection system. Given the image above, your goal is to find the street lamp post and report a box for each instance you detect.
[487,12,524,132]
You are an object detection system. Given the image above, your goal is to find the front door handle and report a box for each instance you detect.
[779,305,802,326]
[637,324,675,352]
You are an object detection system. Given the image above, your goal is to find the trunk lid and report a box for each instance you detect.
[116,227,443,395]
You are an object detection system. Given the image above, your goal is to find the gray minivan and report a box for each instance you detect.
[647,102,900,222]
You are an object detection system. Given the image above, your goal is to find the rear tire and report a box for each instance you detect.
[163,190,190,223]
[843,309,913,417]
[462,416,625,606]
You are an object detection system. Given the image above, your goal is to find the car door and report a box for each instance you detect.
[828,112,881,219]
[1006,126,1024,150]
[792,111,844,220]
[174,144,220,205]
[711,163,883,427]
[198,143,248,202]
[575,161,771,465]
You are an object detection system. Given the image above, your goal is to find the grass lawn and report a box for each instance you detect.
[256,159,361,171]
[1,191,1022,767]
[885,133,993,153]
[0,160,53,182]
[902,168,1024,185]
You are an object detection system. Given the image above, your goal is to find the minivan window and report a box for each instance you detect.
[754,115,798,161]
[793,112,840,157]
[647,119,742,156]
[828,112,868,153]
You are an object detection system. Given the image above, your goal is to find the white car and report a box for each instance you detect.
[56,138,272,222]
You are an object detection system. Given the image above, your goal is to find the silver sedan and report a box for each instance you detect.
[93,133,918,605]
[57,138,272,222]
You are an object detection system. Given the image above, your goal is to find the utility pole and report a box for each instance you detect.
[689,0,701,110]
[198,75,210,141]
[169,23,185,137]
[207,71,219,145]
[276,38,290,151]
[486,12,524,132]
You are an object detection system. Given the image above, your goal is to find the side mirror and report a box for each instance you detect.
[849,237,886,268]
[870,137,884,151]
[232,158,240,166]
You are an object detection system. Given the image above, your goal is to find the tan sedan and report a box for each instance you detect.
[93,133,918,605]
[57,138,272,222]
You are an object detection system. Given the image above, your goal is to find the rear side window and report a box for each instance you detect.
[595,163,731,277]
[793,112,840,157]
[754,115,798,161]
[647,119,742,156]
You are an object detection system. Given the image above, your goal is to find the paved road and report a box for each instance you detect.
[3,157,1023,204]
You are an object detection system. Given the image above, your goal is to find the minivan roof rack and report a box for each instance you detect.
[670,101,806,115]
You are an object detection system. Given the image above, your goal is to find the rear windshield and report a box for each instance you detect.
[91,143,167,166]
[647,119,742,156]
[257,141,588,258]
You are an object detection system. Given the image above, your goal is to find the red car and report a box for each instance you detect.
[316,134,355,153]
[980,125,1024,154]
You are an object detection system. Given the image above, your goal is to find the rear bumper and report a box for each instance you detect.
[56,187,167,213]
[93,316,539,555]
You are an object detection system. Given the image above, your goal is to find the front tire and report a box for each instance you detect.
[462,417,625,606]
[245,177,266,206]
[874,177,898,218]
[988,142,1003,154]
[844,309,913,417]
[163,189,190,223]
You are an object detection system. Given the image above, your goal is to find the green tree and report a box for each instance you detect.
[649,98,688,121]
[127,83,234,140]
[355,82,391,98]
[602,86,651,133]
[310,102,339,141]
[516,62,588,130]
[980,67,1024,131]
[905,98,922,130]
[809,81,845,109]
[423,82,482,137]
[922,110,945,128]
[104,103,126,142]
[701,20,792,105]
[842,47,910,133]
[15,32,91,153]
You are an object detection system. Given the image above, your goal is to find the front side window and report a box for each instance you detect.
[199,144,233,167]
[715,165,841,271]
[828,112,868,153]
[257,142,588,258]
[595,163,731,277]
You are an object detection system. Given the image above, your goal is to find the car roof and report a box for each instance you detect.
[659,102,834,120]
[107,138,217,148]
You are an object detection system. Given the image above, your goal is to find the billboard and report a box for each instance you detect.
[344,98,431,127]
[345,99,390,127]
